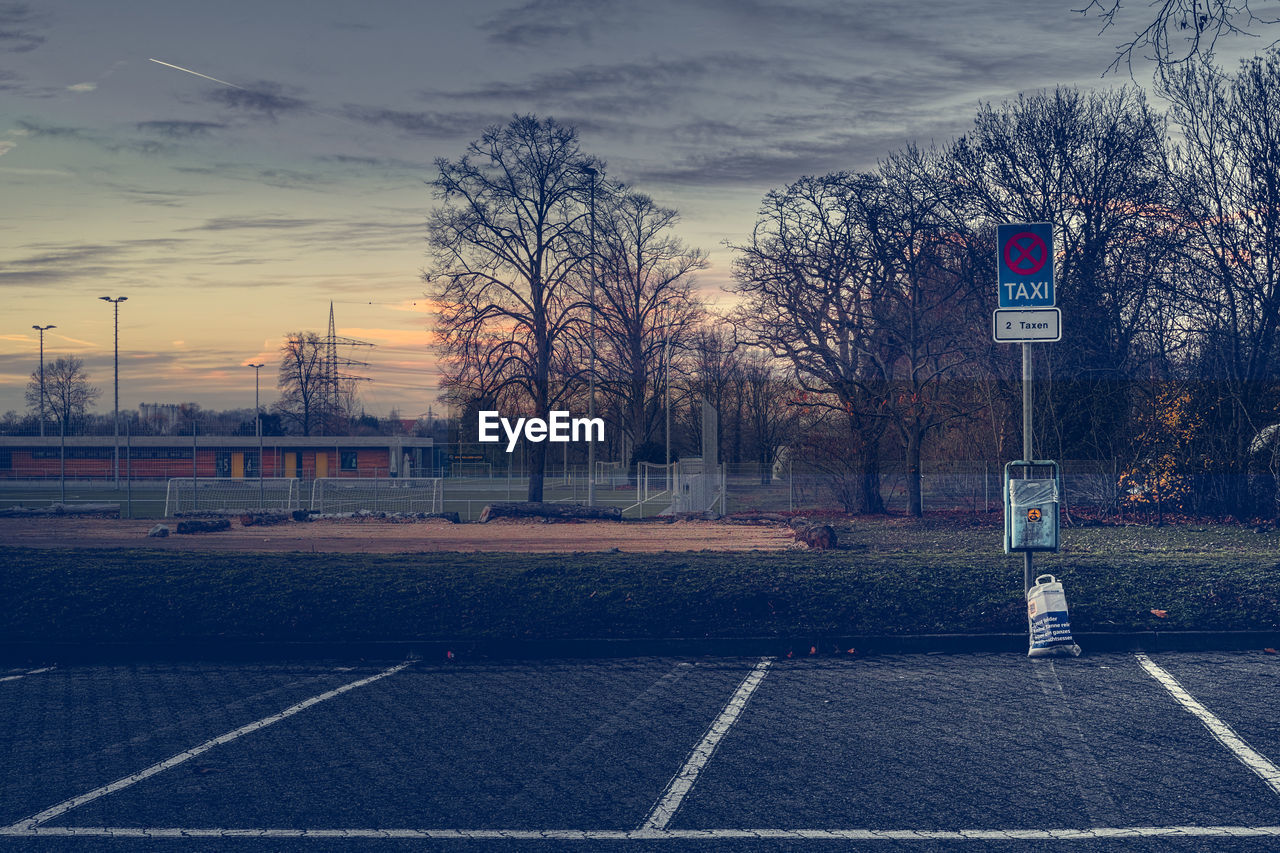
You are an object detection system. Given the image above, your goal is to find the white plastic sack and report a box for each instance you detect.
[1027,574,1081,657]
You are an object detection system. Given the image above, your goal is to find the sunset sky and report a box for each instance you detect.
[2,0,1272,418]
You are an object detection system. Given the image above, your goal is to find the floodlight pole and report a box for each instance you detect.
[664,338,672,492]
[249,363,265,509]
[32,324,55,437]
[584,165,597,508]
[1023,341,1033,594]
[100,296,127,488]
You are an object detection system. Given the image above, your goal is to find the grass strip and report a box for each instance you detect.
[3,540,1277,643]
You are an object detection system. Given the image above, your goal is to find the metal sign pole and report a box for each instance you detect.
[1023,341,1033,594]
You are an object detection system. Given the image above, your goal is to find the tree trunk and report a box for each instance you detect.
[906,425,923,518]
[859,445,886,514]
[527,438,546,503]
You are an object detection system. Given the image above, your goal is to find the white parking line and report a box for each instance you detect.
[1136,653,1280,796]
[0,666,54,683]
[640,657,772,831]
[3,661,413,832]
[4,825,1280,840]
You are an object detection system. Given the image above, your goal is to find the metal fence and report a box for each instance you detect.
[0,459,1223,521]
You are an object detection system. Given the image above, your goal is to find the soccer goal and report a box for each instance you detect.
[164,478,301,516]
[309,477,443,515]
[593,460,626,485]
[637,461,677,503]
[450,462,493,479]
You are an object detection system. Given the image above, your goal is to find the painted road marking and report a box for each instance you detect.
[641,657,772,831]
[3,661,413,832]
[0,667,54,683]
[5,825,1280,840]
[1136,653,1280,796]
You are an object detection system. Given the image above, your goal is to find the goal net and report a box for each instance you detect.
[637,461,676,503]
[450,462,493,479]
[309,477,443,515]
[165,478,301,516]
[594,460,626,485]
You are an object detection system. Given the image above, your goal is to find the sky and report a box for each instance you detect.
[2,0,1277,419]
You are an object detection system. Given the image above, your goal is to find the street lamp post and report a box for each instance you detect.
[32,324,55,437]
[99,296,127,488]
[583,165,597,507]
[665,338,672,493]
[249,363,265,509]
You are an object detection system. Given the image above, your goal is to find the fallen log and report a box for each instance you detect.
[478,502,622,523]
[0,503,121,518]
[174,518,231,534]
[237,511,291,527]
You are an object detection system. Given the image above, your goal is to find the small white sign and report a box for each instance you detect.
[993,308,1061,343]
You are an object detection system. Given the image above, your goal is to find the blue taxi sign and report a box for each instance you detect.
[998,223,1054,308]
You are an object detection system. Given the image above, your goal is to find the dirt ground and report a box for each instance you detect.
[0,516,797,554]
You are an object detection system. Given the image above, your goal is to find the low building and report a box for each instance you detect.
[0,435,439,480]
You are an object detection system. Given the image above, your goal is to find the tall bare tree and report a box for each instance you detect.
[427,115,597,502]
[729,172,891,513]
[274,332,326,436]
[591,191,706,451]
[1159,49,1280,513]
[25,356,99,431]
[858,148,987,516]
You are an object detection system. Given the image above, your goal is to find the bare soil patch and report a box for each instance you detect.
[0,516,795,554]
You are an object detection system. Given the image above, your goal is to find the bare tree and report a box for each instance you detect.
[274,332,326,436]
[741,351,801,483]
[591,191,706,451]
[858,148,988,516]
[729,172,891,513]
[1159,49,1280,514]
[427,115,597,502]
[1077,0,1279,75]
[25,356,99,431]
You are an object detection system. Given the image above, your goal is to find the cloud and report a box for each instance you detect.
[101,183,207,208]
[185,216,330,232]
[206,82,309,120]
[425,54,761,118]
[15,119,177,156]
[67,81,96,93]
[0,139,12,156]
[625,129,913,189]
[136,119,226,138]
[480,0,622,46]
[0,239,188,286]
[0,2,47,53]
[340,105,494,139]
[173,163,333,191]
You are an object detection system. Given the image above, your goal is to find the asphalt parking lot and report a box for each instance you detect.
[3,652,1279,851]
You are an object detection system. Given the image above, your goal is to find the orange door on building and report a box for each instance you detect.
[315,452,329,479]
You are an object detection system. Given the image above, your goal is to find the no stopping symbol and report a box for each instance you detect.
[1003,232,1047,276]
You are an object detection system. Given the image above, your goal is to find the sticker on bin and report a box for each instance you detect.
[1026,574,1081,658]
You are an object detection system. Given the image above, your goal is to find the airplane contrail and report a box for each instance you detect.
[148,58,246,90]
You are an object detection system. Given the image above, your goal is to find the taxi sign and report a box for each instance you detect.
[998,223,1054,307]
